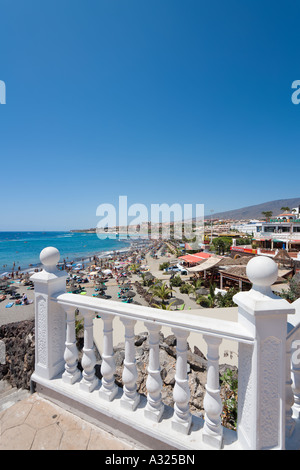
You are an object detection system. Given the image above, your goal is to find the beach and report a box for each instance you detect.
[0,241,239,366]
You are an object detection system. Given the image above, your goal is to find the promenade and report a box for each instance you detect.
[0,391,142,450]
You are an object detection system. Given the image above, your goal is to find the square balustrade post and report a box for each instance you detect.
[31,247,67,381]
[233,256,295,450]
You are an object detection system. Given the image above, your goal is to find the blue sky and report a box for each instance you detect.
[1,0,300,230]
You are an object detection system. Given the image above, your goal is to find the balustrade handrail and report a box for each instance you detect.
[55,292,254,344]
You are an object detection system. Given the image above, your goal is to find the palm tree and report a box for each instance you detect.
[261,211,273,221]
[186,283,196,297]
[129,263,140,274]
[190,278,202,288]
[149,282,172,305]
[281,206,290,212]
[153,300,177,310]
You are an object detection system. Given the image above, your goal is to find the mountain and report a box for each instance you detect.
[206,198,300,221]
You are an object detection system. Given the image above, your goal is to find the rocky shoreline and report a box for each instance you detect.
[0,320,35,390]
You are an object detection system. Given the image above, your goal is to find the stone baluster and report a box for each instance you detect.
[99,314,118,401]
[144,322,164,422]
[234,256,295,450]
[79,309,99,393]
[120,318,140,410]
[62,308,81,384]
[171,328,192,434]
[202,335,223,448]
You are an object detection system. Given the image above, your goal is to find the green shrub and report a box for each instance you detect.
[220,368,238,430]
[179,283,190,294]
[215,287,238,308]
[170,275,183,287]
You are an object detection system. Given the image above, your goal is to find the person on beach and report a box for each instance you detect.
[22,293,29,305]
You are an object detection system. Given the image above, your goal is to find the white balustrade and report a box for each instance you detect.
[30,247,300,451]
[202,335,223,448]
[120,318,140,410]
[99,314,118,401]
[79,309,99,393]
[62,308,81,384]
[144,322,164,422]
[171,328,191,434]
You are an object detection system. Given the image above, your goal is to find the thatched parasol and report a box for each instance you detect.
[123,290,136,298]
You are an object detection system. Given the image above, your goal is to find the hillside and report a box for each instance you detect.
[207,197,300,220]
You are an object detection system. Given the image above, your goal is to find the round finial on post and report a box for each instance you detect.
[246,255,278,295]
[40,247,60,273]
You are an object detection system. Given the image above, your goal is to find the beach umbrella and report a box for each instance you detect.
[124,291,136,298]
[6,286,17,293]
[170,298,184,307]
[196,288,209,296]
[0,272,9,277]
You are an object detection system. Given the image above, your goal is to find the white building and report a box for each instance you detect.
[253,207,300,252]
[230,220,262,235]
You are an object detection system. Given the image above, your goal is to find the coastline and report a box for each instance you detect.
[0,232,151,276]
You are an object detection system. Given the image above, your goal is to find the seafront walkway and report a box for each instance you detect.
[0,390,141,450]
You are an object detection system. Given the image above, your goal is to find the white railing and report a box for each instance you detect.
[30,247,300,450]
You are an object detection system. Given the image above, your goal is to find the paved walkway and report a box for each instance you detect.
[0,393,140,450]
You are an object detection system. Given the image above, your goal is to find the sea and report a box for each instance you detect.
[0,231,135,274]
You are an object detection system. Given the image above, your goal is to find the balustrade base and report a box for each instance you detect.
[121,393,140,412]
[202,430,223,449]
[31,371,241,450]
[171,415,192,435]
[144,404,164,422]
[79,377,99,393]
[293,404,300,420]
[99,385,118,402]
[62,369,81,385]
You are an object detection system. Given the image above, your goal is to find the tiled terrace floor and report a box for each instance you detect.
[0,393,140,450]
